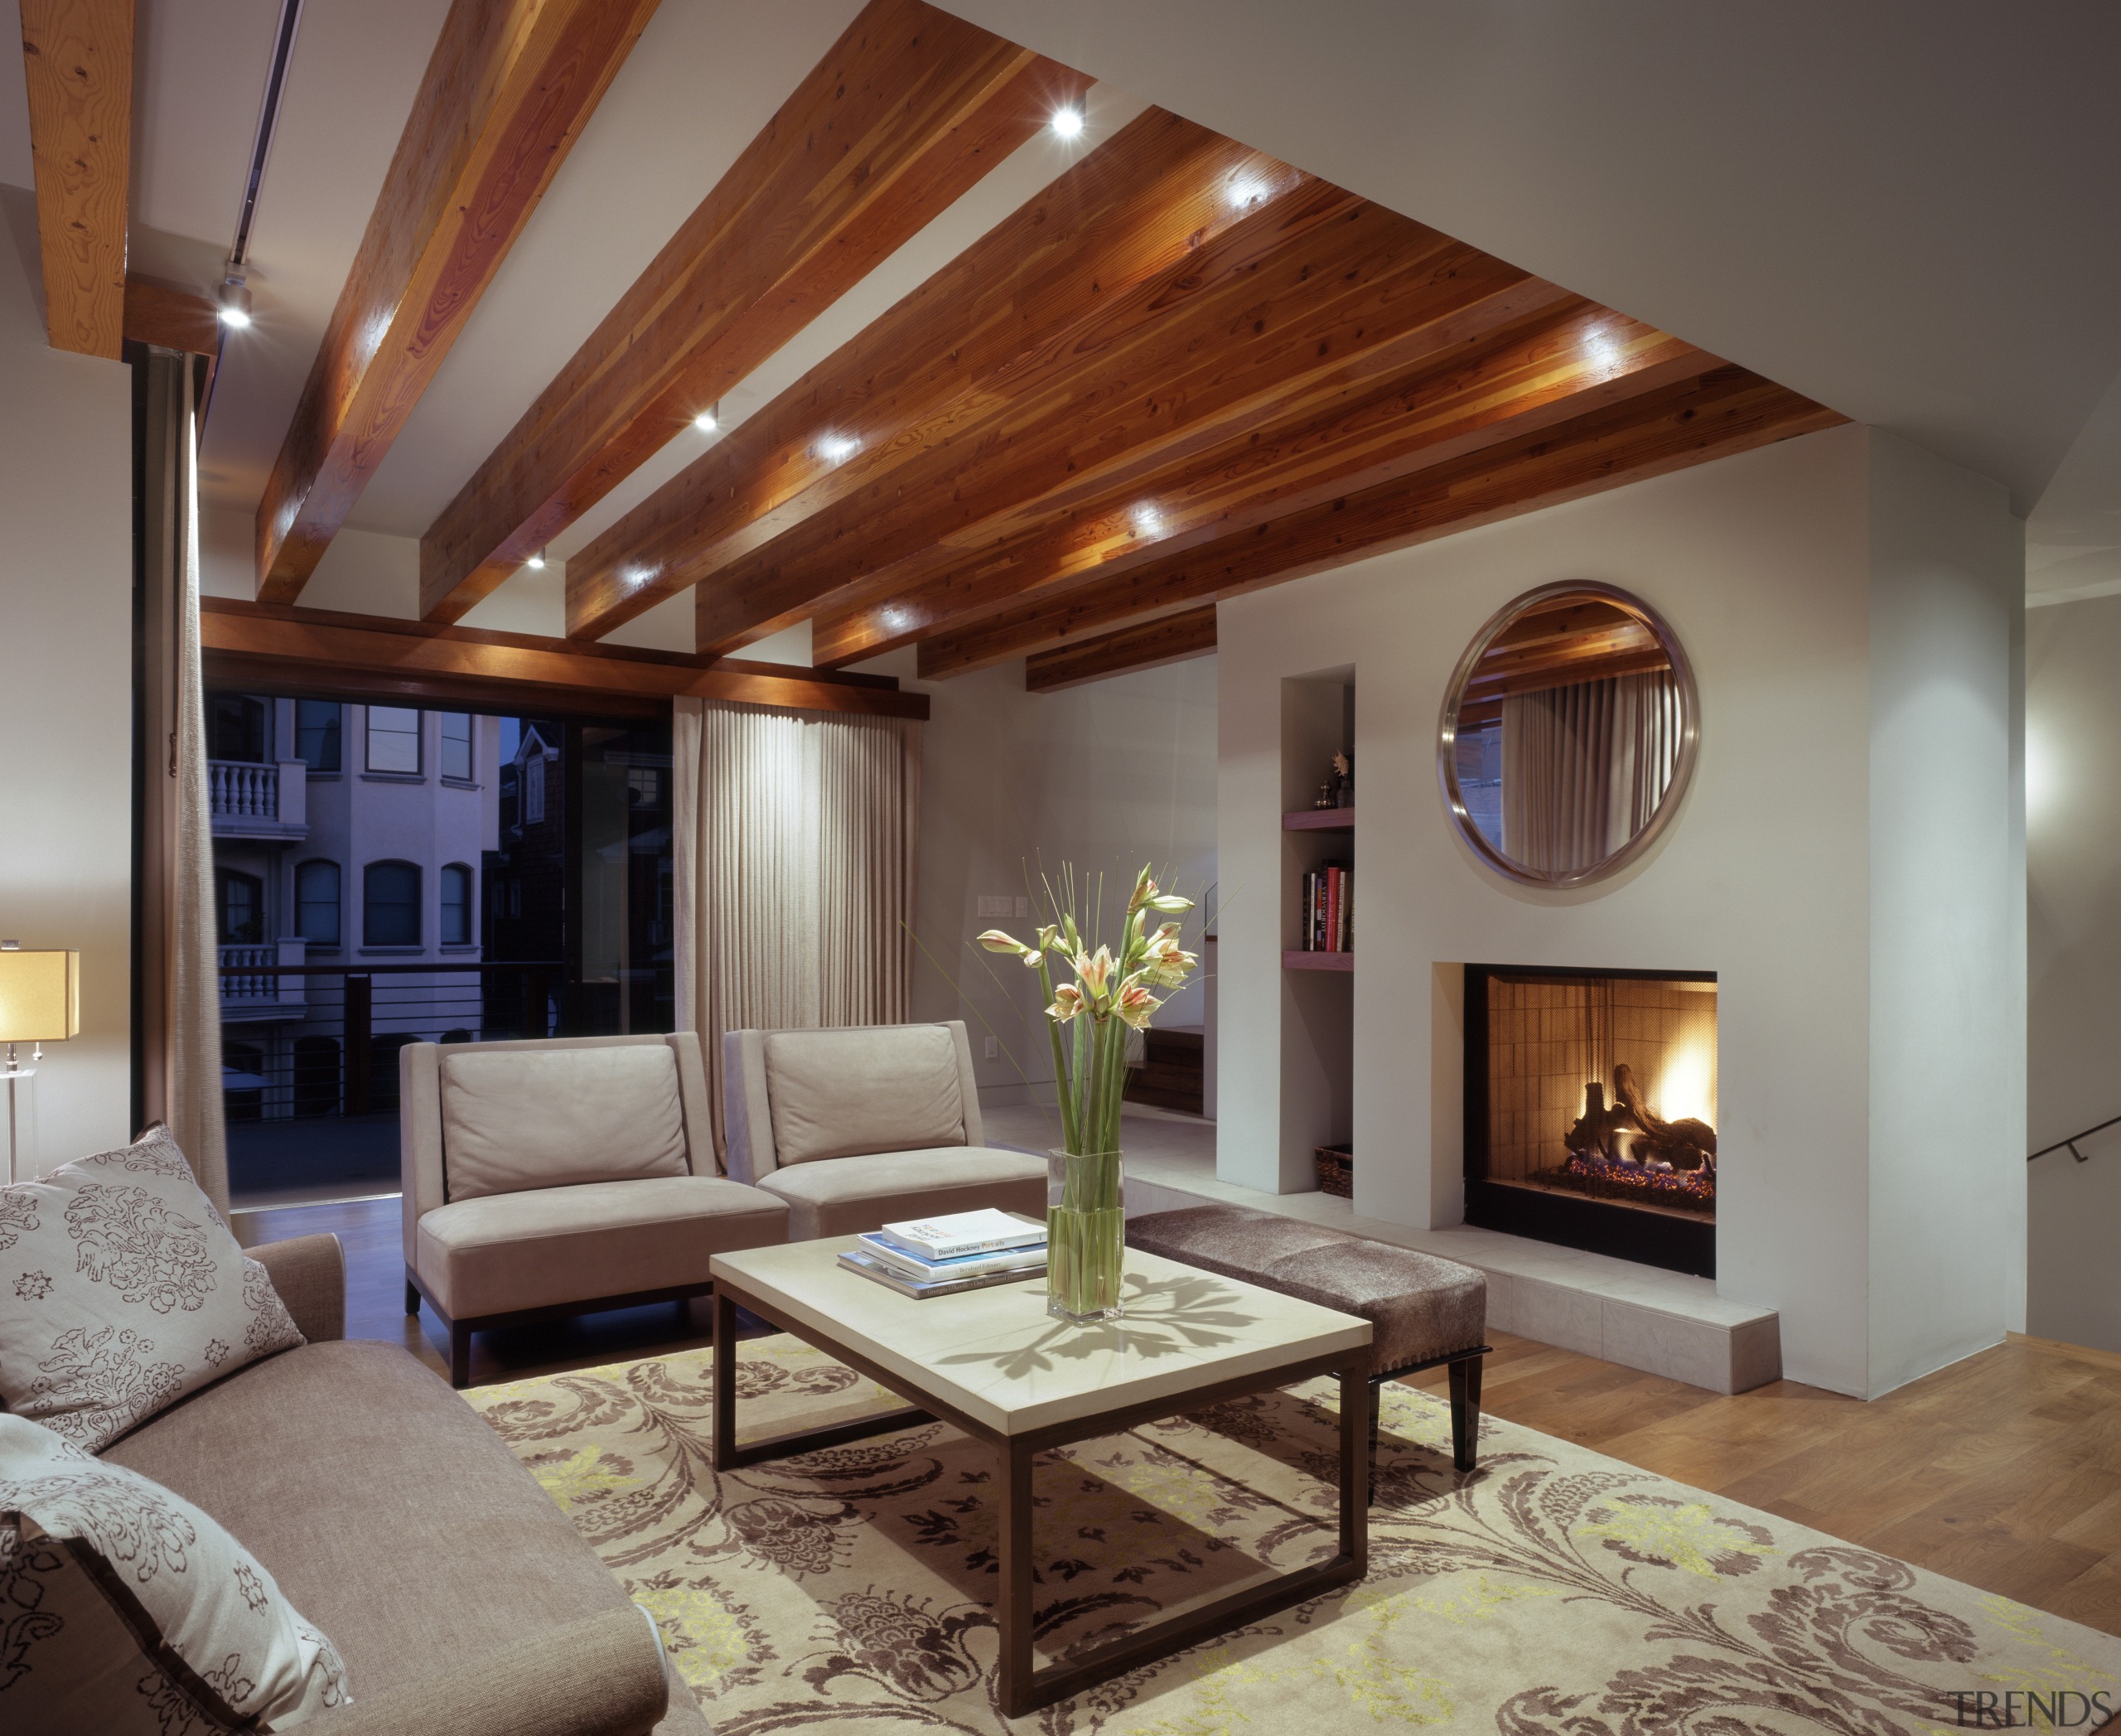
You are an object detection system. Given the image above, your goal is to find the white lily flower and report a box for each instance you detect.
[1115,980,1162,1029]
[1047,984,1085,1023]
[1074,945,1116,1001]
[1035,924,1060,953]
[1146,890,1194,915]
[976,929,1029,956]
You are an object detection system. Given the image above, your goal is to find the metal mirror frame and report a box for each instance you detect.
[1436,580,1701,890]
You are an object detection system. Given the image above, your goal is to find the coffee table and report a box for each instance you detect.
[709,1238,1372,1715]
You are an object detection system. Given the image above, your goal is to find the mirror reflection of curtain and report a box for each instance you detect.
[1500,670,1683,873]
[672,699,923,1161]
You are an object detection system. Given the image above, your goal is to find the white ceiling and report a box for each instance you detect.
[6,2,2119,605]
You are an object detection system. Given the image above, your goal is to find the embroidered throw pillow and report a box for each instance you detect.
[0,1125,303,1450]
[0,1413,350,1730]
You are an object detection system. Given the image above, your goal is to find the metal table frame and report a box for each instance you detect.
[713,1281,1370,1716]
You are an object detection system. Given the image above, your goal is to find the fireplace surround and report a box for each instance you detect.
[1464,964,1718,1277]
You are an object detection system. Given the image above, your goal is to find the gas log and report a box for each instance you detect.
[1564,1065,1717,1172]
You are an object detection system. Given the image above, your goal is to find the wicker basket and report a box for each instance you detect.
[1312,1143,1353,1198]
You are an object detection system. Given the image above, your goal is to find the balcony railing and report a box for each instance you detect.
[219,941,310,1013]
[208,759,307,838]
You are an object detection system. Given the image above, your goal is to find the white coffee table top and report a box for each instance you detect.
[710,1238,1372,1437]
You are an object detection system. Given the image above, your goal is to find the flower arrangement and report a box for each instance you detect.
[978,863,1198,1323]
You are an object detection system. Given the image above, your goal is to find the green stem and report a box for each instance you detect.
[1035,955,1076,1153]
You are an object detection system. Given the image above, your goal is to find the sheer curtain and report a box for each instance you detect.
[672,699,923,1158]
[138,351,229,1211]
[1500,670,1683,875]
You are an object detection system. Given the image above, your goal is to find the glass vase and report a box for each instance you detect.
[1046,1147,1125,1324]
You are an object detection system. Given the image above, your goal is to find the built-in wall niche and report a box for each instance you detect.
[1279,670,1355,1190]
[1464,964,1718,1276]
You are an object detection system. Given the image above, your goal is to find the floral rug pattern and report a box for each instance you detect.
[466,1338,2121,1734]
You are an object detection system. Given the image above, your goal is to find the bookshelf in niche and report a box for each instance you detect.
[1279,670,1355,1197]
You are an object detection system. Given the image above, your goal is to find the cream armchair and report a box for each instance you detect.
[723,1019,1046,1240]
[402,1031,788,1385]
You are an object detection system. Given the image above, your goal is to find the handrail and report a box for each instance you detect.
[2029,1115,2121,1163]
[213,960,566,976]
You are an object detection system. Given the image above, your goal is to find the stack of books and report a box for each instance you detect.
[1302,860,1352,951]
[838,1207,1048,1299]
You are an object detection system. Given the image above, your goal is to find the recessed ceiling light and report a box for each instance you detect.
[818,433,859,463]
[693,409,717,433]
[1051,107,1084,140]
[525,549,546,570]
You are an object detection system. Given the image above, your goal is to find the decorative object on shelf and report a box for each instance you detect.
[1437,582,1699,888]
[1331,750,1354,808]
[0,941,79,1184]
[978,864,1198,1324]
[1314,1142,1354,1197]
[1313,781,1335,810]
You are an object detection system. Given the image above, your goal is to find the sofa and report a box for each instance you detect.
[100,1232,708,1736]
[402,1032,789,1385]
[723,1019,1046,1239]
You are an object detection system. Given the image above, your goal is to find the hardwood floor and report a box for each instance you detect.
[239,1196,2121,1638]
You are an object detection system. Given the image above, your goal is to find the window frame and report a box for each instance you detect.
[439,862,473,947]
[362,859,423,948]
[438,712,474,782]
[294,858,342,948]
[209,696,268,764]
[215,867,264,945]
[365,706,423,776]
[295,700,342,772]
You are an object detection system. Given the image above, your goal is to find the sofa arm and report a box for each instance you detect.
[316,1606,672,1736]
[247,1234,345,1343]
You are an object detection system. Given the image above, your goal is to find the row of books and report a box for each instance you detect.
[1300,862,1353,952]
[837,1207,1048,1299]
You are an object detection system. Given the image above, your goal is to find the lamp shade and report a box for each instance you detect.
[0,950,80,1043]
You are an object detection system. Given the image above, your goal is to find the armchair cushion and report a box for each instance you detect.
[440,1046,690,1202]
[763,1024,965,1166]
[756,1145,1046,1240]
[415,1176,789,1318]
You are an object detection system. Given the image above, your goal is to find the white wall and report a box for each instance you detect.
[901,655,1218,1112]
[2026,592,2121,1351]
[1218,423,2022,1398]
[0,212,138,1165]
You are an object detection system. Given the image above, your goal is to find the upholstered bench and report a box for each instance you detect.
[1127,1204,1490,1474]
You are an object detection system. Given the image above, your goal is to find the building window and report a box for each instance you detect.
[215,868,263,944]
[524,752,546,824]
[364,860,421,946]
[440,863,472,945]
[210,696,268,763]
[439,712,474,781]
[295,859,341,946]
[366,706,422,775]
[295,700,341,771]
[626,765,662,809]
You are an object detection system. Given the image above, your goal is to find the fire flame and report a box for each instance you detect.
[1652,1035,1716,1128]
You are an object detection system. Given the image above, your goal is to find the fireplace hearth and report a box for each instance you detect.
[1464,965,1718,1277]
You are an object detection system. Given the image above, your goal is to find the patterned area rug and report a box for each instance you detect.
[466,1337,2121,1734]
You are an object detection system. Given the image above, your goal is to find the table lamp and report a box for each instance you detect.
[0,941,80,1185]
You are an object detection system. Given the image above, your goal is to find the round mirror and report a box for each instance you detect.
[1437,583,1698,887]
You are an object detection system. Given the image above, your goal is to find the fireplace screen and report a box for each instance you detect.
[1466,966,1718,1274]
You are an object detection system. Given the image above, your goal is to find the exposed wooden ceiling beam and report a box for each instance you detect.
[685,189,1572,661]
[1025,605,1216,692]
[420,0,1083,626]
[253,0,659,605]
[918,369,1845,678]
[20,0,133,358]
[563,109,1314,643]
[809,306,1705,666]
[123,277,219,354]
[198,598,925,720]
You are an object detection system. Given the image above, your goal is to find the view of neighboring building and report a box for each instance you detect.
[210,694,499,1136]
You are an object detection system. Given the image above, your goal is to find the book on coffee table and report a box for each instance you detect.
[837,1247,1045,1300]
[855,1231,1047,1285]
[875,1207,1047,1262]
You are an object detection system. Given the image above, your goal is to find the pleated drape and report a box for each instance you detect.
[138,351,229,1211]
[673,699,922,1160]
[1500,670,1683,876]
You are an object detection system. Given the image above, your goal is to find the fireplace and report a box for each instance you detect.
[1463,965,1718,1277]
